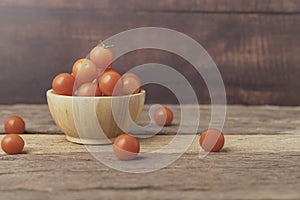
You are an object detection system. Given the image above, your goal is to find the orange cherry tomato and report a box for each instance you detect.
[113,134,140,160]
[199,128,225,152]
[72,58,98,84]
[154,107,173,126]
[121,73,141,95]
[1,134,25,155]
[90,45,114,69]
[104,68,118,74]
[52,73,75,96]
[98,70,121,96]
[4,116,25,134]
[77,82,102,96]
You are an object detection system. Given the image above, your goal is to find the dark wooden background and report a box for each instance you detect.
[0,0,299,105]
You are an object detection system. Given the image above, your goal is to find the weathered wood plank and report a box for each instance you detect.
[0,0,299,13]
[0,134,299,154]
[0,2,299,105]
[1,105,300,135]
[0,134,299,199]
[0,152,299,200]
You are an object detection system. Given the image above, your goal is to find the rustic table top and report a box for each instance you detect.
[0,104,299,200]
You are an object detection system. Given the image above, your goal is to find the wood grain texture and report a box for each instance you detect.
[0,0,299,13]
[0,134,299,200]
[1,134,299,154]
[0,104,300,135]
[47,89,145,144]
[0,1,299,105]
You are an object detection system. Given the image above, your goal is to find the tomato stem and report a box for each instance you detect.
[98,40,114,49]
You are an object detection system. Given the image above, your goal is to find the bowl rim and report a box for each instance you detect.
[46,89,145,99]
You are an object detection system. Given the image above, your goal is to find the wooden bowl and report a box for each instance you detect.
[46,89,145,144]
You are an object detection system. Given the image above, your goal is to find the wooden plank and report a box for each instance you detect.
[1,105,300,135]
[0,0,299,13]
[0,134,299,199]
[0,6,299,105]
[0,134,299,154]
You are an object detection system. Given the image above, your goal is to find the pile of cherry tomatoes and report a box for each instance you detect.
[51,43,182,160]
[0,43,225,158]
[52,43,141,97]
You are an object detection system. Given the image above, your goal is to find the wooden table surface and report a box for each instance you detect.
[0,105,299,200]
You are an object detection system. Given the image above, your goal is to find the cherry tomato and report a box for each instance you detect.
[98,70,121,96]
[77,82,102,96]
[154,107,173,126]
[96,65,112,77]
[4,116,25,134]
[120,73,141,95]
[52,73,75,96]
[199,128,225,152]
[72,58,97,84]
[1,134,25,155]
[90,45,114,69]
[104,68,118,74]
[113,134,140,160]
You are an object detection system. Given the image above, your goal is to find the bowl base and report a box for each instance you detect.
[66,135,113,145]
